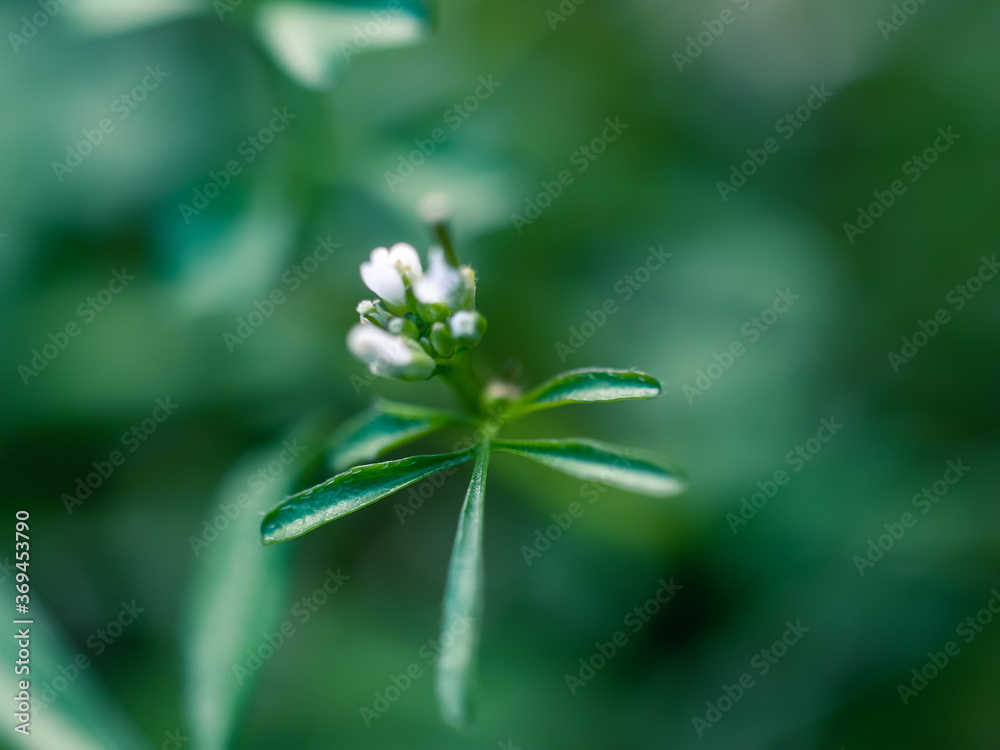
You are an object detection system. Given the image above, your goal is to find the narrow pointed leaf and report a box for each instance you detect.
[255,0,431,90]
[328,399,468,472]
[262,449,474,544]
[510,368,661,417]
[436,445,490,727]
[0,581,151,750]
[493,438,685,496]
[184,437,312,750]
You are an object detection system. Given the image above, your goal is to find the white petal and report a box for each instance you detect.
[348,324,411,364]
[414,246,463,307]
[388,242,422,276]
[360,260,406,306]
[370,246,391,266]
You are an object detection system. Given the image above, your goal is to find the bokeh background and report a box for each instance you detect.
[2,0,999,748]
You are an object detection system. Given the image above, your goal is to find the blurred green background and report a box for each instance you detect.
[2,0,999,748]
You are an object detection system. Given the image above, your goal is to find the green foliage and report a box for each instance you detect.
[7,0,999,746]
[436,444,489,727]
[183,441,303,750]
[492,438,685,496]
[507,368,662,416]
[259,227,686,724]
[0,578,149,750]
[262,449,476,544]
[326,398,469,471]
[255,1,432,89]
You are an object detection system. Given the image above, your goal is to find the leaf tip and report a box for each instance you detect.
[260,511,285,545]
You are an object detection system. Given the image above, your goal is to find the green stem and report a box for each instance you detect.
[432,220,460,268]
[438,352,485,416]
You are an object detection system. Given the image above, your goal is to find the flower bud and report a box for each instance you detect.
[346,323,435,381]
[430,321,456,358]
[357,300,391,327]
[448,310,487,346]
[416,301,450,324]
[458,266,476,310]
[419,192,451,225]
[387,315,420,339]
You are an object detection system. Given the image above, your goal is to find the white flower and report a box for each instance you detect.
[414,247,474,310]
[360,248,405,307]
[359,243,424,309]
[346,323,435,381]
[386,242,422,282]
[356,299,391,327]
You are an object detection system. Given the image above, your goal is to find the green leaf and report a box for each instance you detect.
[436,445,489,727]
[255,0,431,90]
[184,437,310,750]
[328,399,468,471]
[67,0,204,37]
[262,449,475,544]
[0,583,151,750]
[509,368,662,417]
[492,438,685,496]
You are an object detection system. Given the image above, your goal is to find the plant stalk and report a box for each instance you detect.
[438,352,485,416]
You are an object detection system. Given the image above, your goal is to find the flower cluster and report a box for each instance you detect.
[347,243,486,381]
